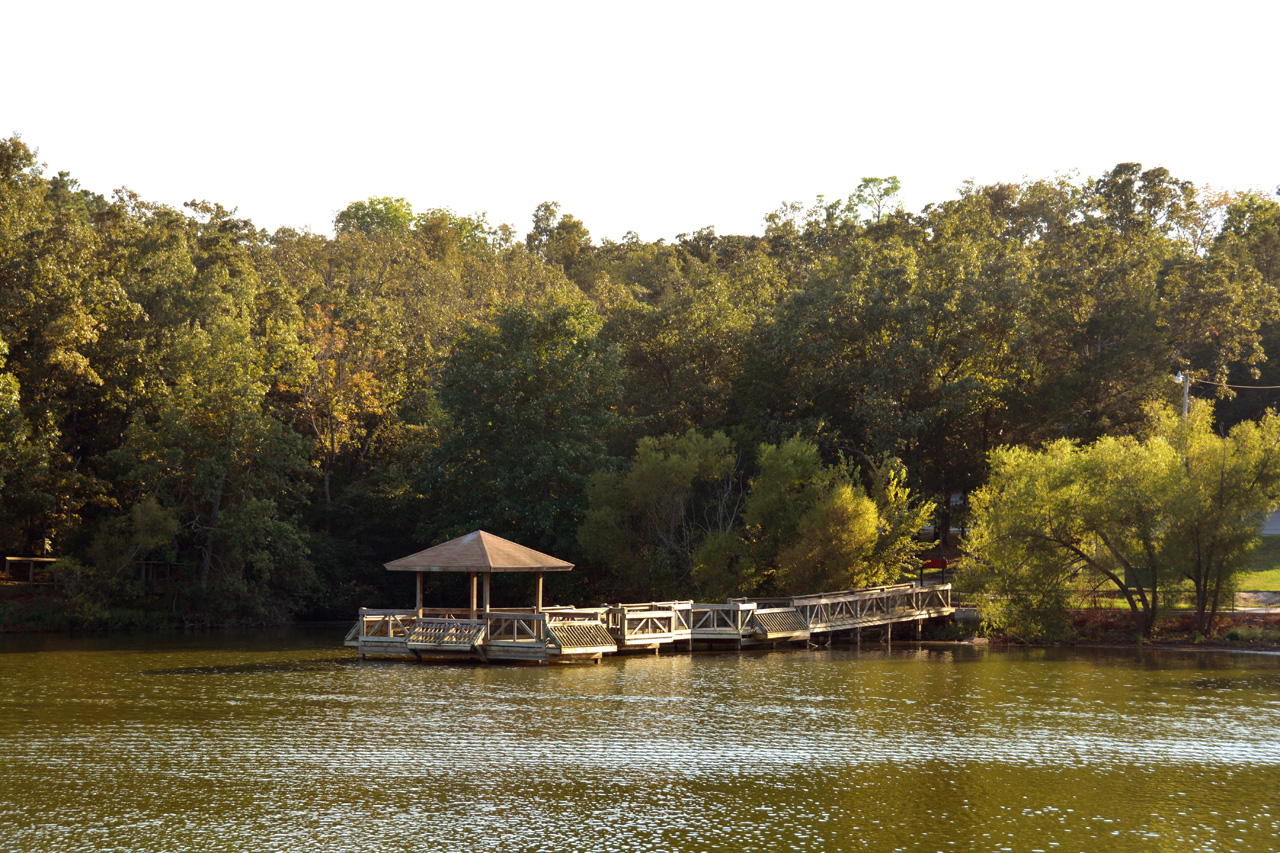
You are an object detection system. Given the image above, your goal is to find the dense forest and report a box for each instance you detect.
[2,134,1279,628]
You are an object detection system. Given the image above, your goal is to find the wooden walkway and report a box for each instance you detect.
[345,582,953,664]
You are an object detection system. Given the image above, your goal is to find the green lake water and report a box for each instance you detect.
[1,629,1278,852]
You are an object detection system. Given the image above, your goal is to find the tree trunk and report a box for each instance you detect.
[1191,576,1207,635]
[323,466,332,535]
[199,466,229,592]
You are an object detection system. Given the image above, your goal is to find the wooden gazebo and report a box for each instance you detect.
[384,530,573,616]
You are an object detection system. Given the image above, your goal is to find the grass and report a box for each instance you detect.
[1066,535,1280,597]
[1244,536,1280,592]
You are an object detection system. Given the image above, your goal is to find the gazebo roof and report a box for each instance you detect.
[384,531,574,573]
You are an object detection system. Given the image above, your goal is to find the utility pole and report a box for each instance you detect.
[1175,372,1190,419]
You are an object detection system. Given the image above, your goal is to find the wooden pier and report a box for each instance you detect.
[345,582,955,664]
[349,531,954,664]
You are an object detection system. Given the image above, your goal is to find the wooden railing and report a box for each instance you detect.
[483,610,616,647]
[485,611,548,642]
[604,601,693,645]
[347,608,420,646]
[543,606,610,623]
[689,602,756,638]
[912,583,953,615]
[754,583,952,632]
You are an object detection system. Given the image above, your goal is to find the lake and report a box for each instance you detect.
[1,629,1277,852]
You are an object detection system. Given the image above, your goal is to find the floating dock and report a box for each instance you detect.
[345,582,955,664]
[349,530,954,664]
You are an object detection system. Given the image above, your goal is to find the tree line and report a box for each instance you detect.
[2,134,1278,628]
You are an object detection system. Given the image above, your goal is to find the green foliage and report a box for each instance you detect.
[0,139,123,554]
[606,267,776,439]
[964,432,1176,639]
[738,186,1030,508]
[850,176,903,223]
[427,289,622,554]
[116,315,315,620]
[691,528,756,602]
[526,202,595,287]
[744,439,934,594]
[414,208,503,259]
[579,430,744,599]
[1154,405,1280,633]
[1213,192,1280,425]
[5,133,1280,630]
[966,403,1280,639]
[776,481,881,593]
[0,593,72,632]
[0,335,31,497]
[865,455,939,581]
[334,196,415,235]
[581,433,932,599]
[743,436,830,570]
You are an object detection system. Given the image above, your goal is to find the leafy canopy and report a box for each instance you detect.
[965,403,1280,639]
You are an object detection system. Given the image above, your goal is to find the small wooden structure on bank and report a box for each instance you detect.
[346,531,955,664]
[3,557,55,585]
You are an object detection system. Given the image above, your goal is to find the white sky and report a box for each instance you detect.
[6,1,1277,243]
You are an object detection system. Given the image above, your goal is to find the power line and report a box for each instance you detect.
[1190,377,1280,390]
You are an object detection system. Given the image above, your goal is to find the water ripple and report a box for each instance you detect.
[1,637,1278,852]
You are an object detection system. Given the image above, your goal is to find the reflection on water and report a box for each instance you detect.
[1,631,1278,852]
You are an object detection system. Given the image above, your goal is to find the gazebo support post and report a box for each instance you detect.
[470,572,478,619]
[416,571,423,612]
[483,572,491,614]
[535,571,543,613]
